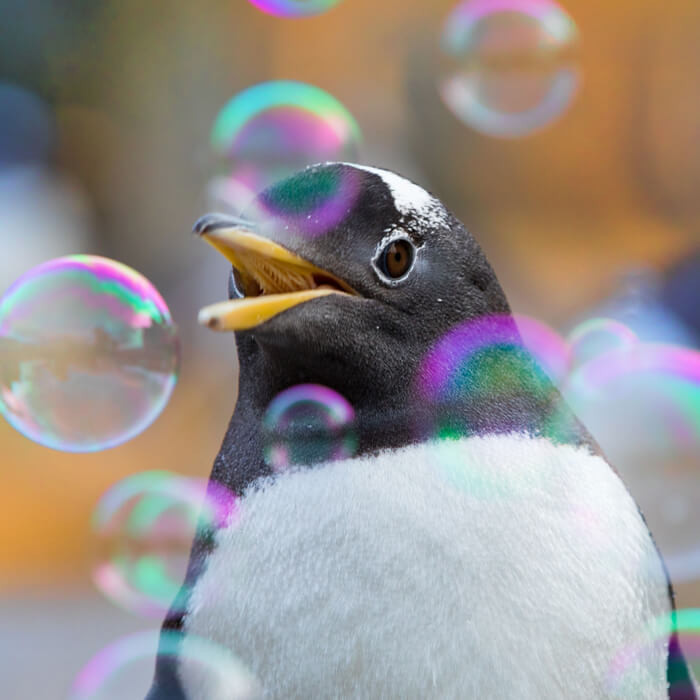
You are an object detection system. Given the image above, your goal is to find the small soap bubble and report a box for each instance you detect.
[567,318,639,368]
[0,256,179,452]
[209,81,361,212]
[92,471,236,618]
[439,0,581,137]
[247,0,342,18]
[262,384,357,471]
[69,629,259,700]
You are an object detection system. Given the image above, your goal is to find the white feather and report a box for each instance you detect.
[180,434,671,699]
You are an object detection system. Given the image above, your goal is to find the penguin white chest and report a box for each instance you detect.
[181,434,671,699]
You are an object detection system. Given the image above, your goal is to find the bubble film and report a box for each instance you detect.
[0,256,179,451]
[606,609,700,699]
[69,630,258,700]
[92,471,236,618]
[262,384,357,470]
[210,81,361,212]
[439,0,581,137]
[247,0,342,18]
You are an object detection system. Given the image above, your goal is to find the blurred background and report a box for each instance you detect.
[0,0,698,697]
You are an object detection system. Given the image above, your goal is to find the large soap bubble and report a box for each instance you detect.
[208,81,360,213]
[439,0,581,137]
[0,255,179,452]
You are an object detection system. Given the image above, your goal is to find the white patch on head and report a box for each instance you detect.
[340,163,448,230]
[181,434,673,699]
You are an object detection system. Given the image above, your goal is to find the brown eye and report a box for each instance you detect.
[378,239,415,280]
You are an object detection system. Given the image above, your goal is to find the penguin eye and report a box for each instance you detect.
[376,238,415,282]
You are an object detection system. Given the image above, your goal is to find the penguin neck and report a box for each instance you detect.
[211,337,424,497]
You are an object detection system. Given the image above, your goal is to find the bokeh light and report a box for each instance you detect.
[439,0,581,137]
[262,384,357,470]
[69,629,258,700]
[246,0,342,18]
[209,81,361,212]
[0,82,54,166]
[0,255,179,452]
[92,471,237,618]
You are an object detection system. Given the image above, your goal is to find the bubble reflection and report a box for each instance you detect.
[0,256,179,452]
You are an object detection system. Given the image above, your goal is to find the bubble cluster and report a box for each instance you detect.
[262,384,357,470]
[0,256,179,452]
[439,0,581,137]
[92,471,236,618]
[209,81,361,212]
[247,0,342,18]
[69,629,258,700]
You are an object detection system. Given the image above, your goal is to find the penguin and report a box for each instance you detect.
[147,162,697,699]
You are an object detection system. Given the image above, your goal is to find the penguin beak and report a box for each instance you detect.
[194,214,357,331]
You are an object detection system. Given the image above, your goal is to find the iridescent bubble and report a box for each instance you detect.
[92,471,236,618]
[262,384,357,471]
[439,0,581,137]
[567,317,639,368]
[210,81,361,213]
[246,0,342,18]
[0,255,179,452]
[69,629,259,700]
[564,343,700,581]
[606,609,700,699]
[418,313,573,436]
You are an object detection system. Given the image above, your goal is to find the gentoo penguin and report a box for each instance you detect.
[147,163,697,699]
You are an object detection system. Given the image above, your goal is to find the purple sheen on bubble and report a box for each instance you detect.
[210,81,360,210]
[246,0,342,19]
[253,165,362,237]
[0,255,179,452]
[262,384,357,471]
[69,629,258,700]
[92,471,237,618]
[439,0,581,138]
[418,313,563,401]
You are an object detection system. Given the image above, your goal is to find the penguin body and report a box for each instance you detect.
[148,163,696,699]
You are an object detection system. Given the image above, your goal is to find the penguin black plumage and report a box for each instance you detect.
[147,163,697,699]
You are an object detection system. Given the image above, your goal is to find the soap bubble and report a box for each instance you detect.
[606,609,700,699]
[0,255,179,452]
[69,629,259,700]
[565,343,700,581]
[246,0,342,18]
[209,81,361,212]
[262,384,357,470]
[92,471,236,618]
[439,0,581,137]
[567,318,639,368]
[417,313,574,440]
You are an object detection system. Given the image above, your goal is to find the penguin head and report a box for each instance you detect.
[195,162,510,404]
